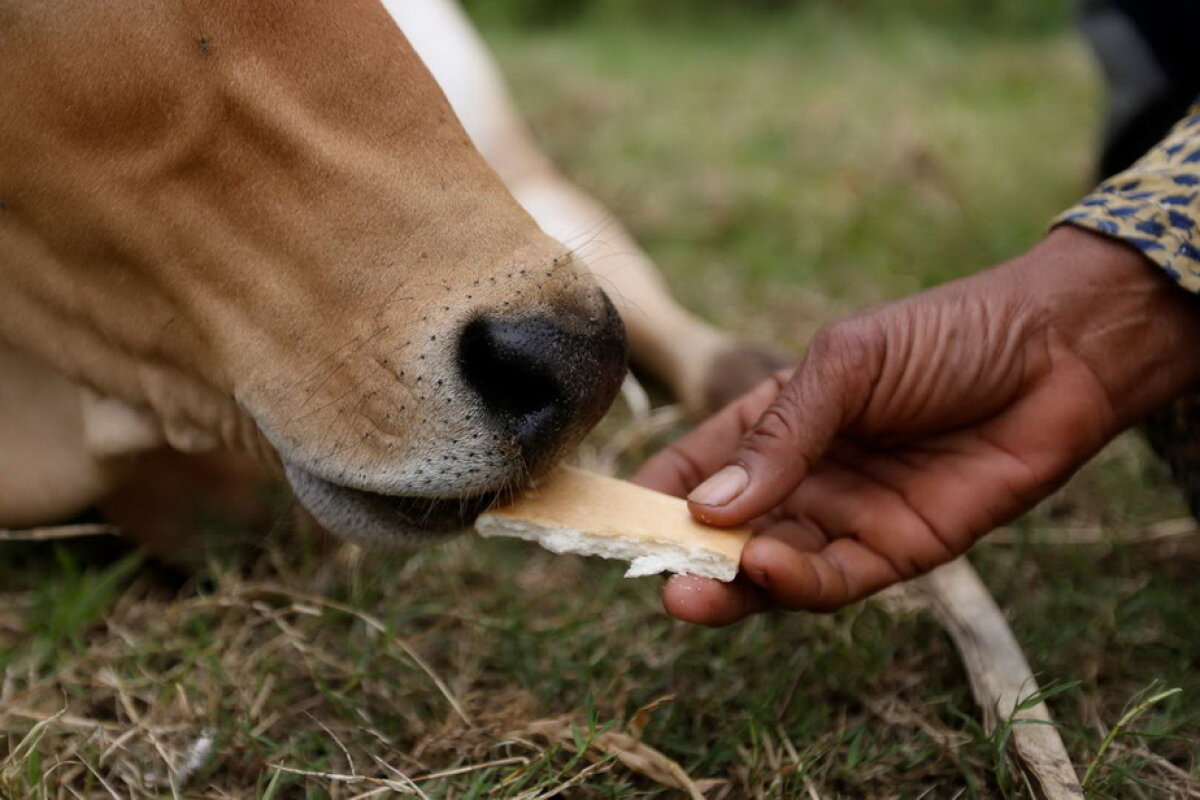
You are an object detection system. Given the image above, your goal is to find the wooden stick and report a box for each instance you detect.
[911,558,1084,800]
[0,524,119,542]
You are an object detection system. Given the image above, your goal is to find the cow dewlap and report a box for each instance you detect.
[475,467,750,581]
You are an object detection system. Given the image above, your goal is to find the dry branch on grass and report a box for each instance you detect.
[911,558,1085,800]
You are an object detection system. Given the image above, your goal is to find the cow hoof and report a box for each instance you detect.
[693,344,793,421]
[1143,393,1200,521]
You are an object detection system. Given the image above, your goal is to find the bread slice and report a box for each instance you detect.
[475,467,750,581]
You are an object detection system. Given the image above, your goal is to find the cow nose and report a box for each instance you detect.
[458,295,627,472]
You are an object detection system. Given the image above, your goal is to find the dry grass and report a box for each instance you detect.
[2,411,1197,797]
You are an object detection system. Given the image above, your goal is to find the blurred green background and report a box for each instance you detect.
[461,0,1074,33]
[467,0,1103,334]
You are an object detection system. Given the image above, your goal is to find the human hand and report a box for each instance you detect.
[635,227,1200,624]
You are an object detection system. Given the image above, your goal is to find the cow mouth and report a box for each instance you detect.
[283,464,506,543]
[361,485,500,530]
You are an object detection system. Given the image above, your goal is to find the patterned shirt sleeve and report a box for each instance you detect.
[1054,100,1200,293]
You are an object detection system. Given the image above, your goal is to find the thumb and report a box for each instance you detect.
[686,322,880,526]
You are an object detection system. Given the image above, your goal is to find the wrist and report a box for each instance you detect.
[1016,226,1200,427]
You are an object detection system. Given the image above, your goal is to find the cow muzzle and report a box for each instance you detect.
[279,292,627,545]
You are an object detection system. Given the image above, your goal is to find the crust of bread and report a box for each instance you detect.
[475,467,750,581]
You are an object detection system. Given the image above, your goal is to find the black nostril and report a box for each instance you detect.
[457,298,627,471]
[459,317,563,423]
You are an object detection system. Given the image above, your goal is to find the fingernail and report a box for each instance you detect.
[688,465,749,507]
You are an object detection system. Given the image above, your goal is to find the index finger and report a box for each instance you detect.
[632,369,793,497]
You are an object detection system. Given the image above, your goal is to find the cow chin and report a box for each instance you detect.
[284,463,503,545]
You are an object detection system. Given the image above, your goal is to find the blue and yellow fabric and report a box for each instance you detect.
[1057,101,1200,294]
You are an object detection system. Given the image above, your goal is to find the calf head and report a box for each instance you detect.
[0,0,626,540]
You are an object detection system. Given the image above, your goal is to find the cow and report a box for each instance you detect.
[0,0,776,548]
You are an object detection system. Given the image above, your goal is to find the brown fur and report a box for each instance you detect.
[97,449,278,564]
[1,0,779,543]
[0,0,615,532]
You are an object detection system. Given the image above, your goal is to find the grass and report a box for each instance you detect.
[3,10,1199,798]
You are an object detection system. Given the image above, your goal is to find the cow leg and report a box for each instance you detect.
[0,344,131,527]
[97,448,288,567]
[0,342,278,563]
[386,0,785,417]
